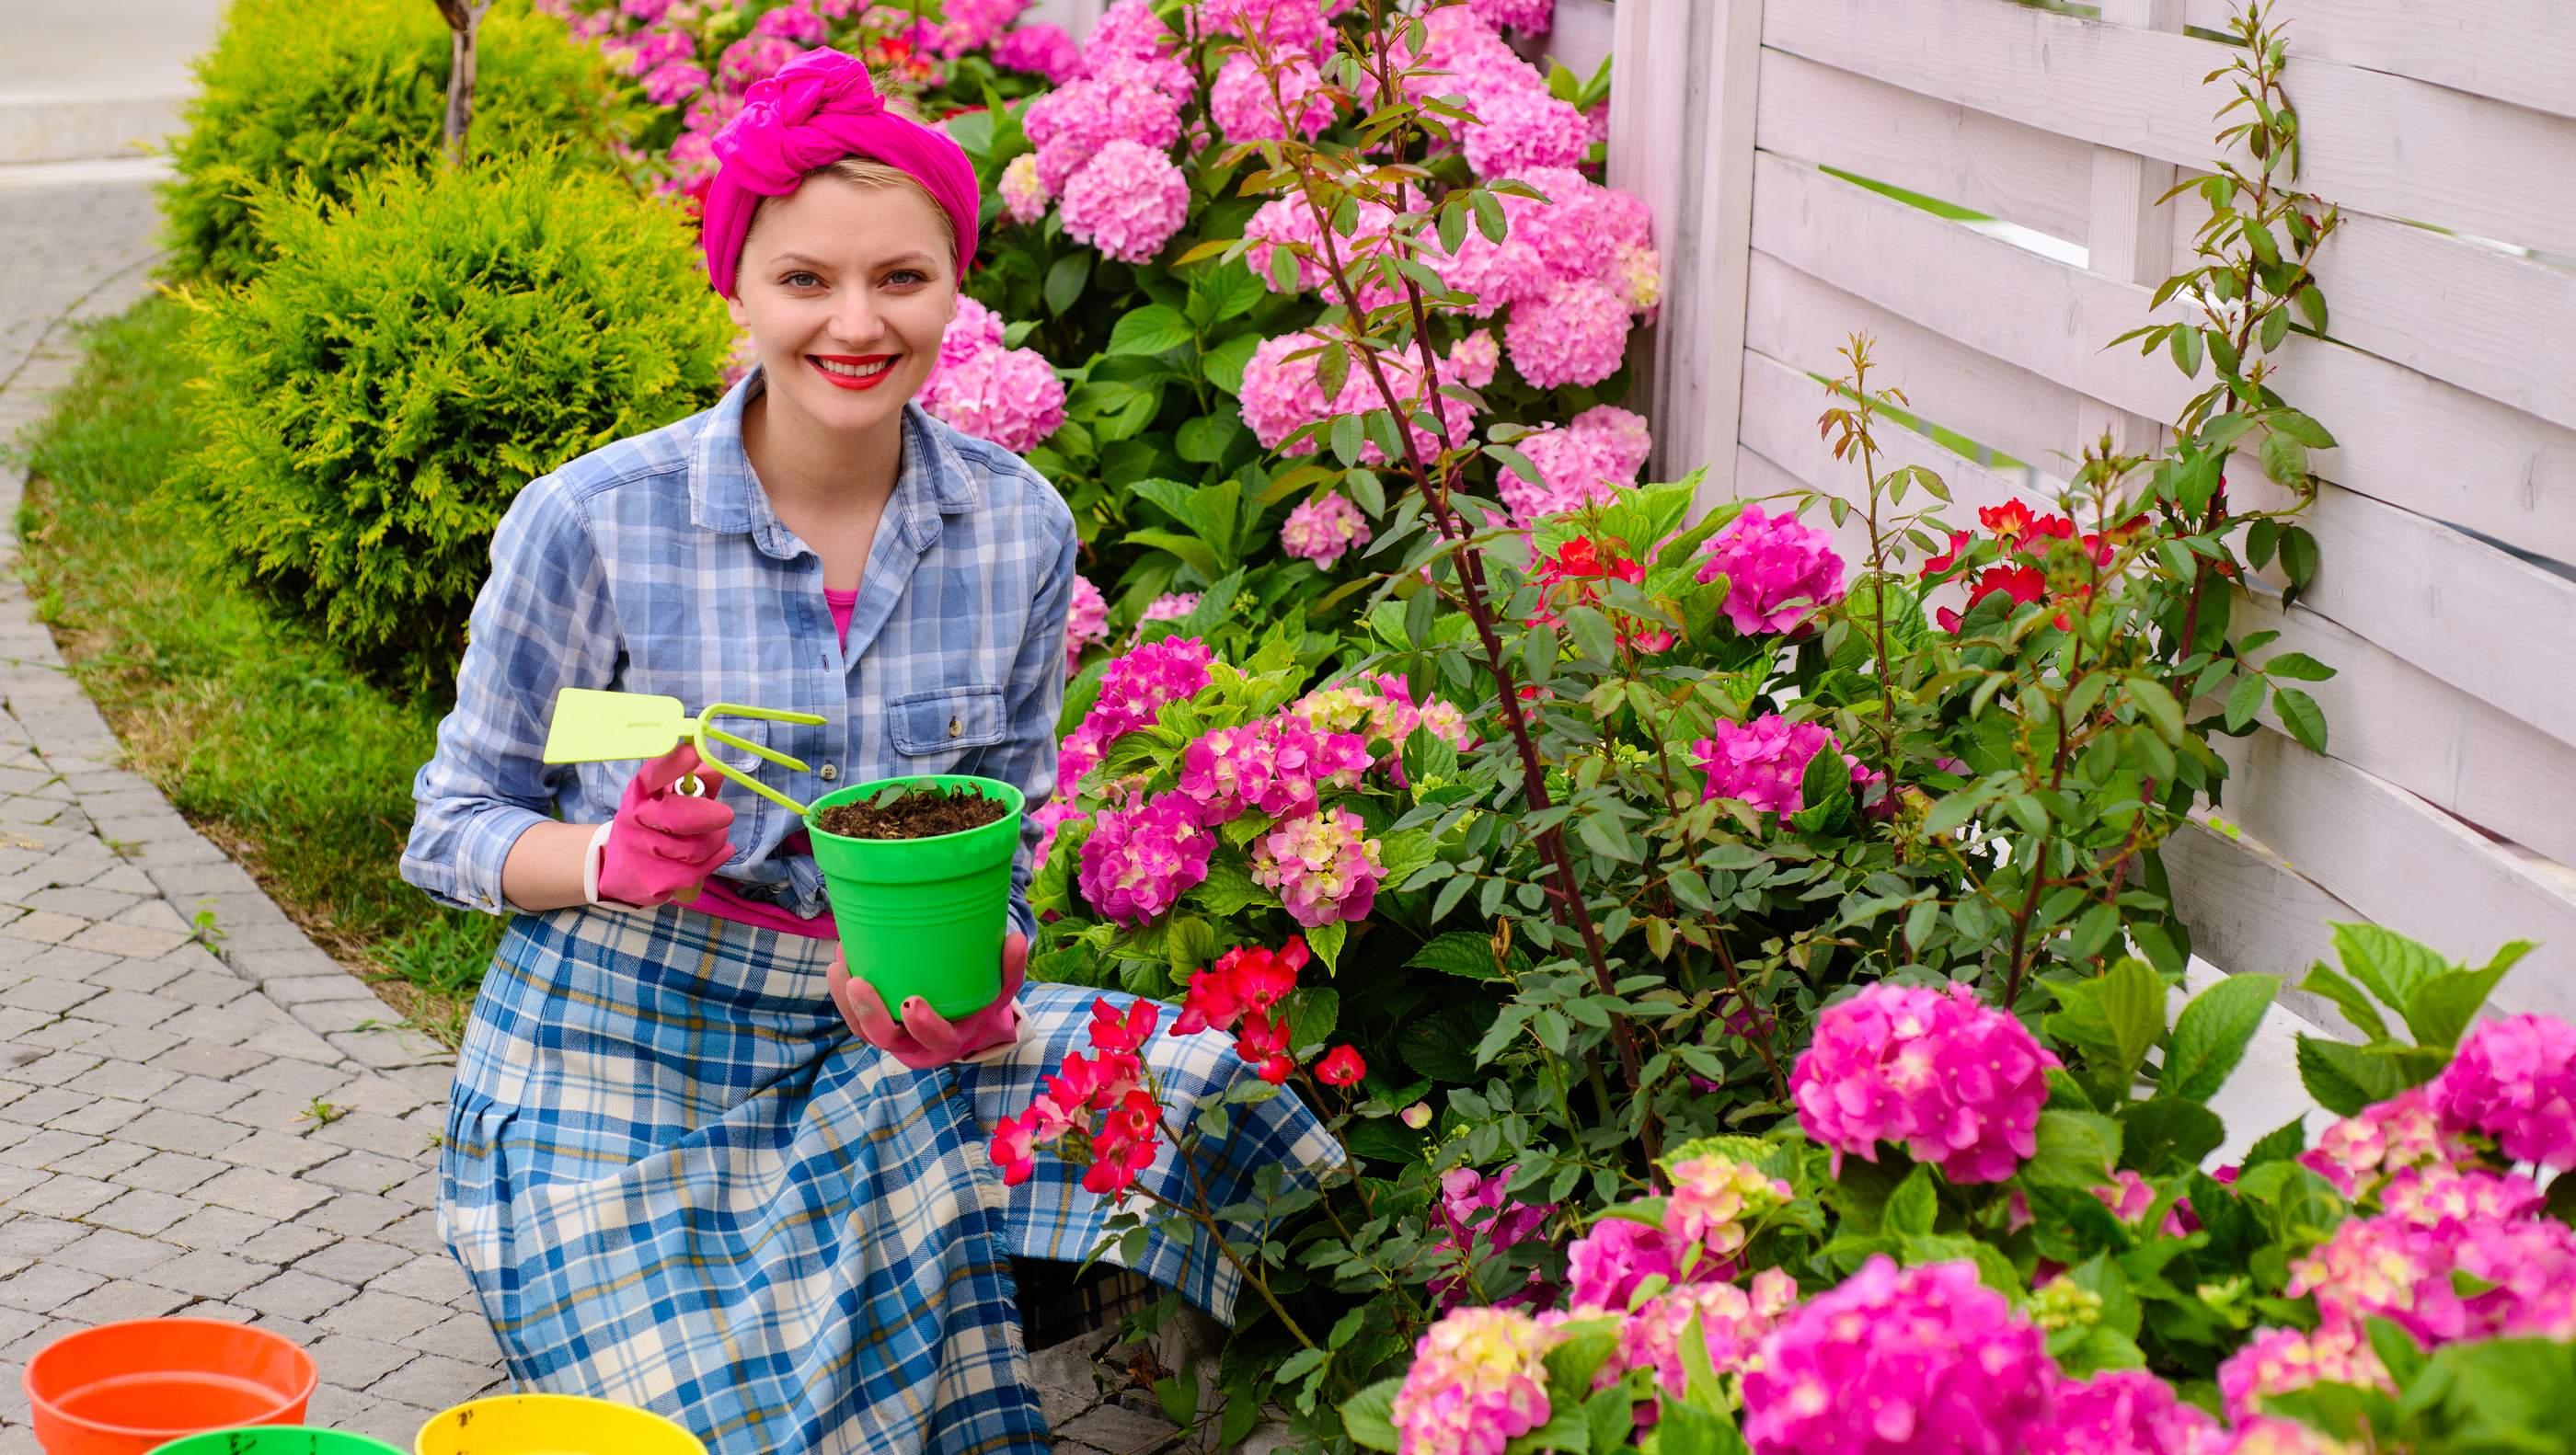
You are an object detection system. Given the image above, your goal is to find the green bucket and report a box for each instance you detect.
[150,1431,405,1454]
[806,774,1026,1021]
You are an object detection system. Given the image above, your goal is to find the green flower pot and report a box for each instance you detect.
[805,774,1026,1021]
[150,1431,405,1454]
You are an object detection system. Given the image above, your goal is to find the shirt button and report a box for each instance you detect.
[819,763,839,782]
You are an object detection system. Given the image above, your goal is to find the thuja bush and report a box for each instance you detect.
[173,154,732,697]
[164,0,630,284]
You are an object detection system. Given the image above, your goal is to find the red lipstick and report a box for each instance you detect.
[809,353,898,390]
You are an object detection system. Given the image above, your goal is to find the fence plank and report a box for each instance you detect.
[1745,249,2083,474]
[2215,730,2576,1020]
[2080,0,2185,459]
[1676,0,1765,510]
[1749,154,2576,573]
[1608,0,1700,482]
[1539,0,1617,79]
[2225,593,2576,866]
[2160,821,2363,1036]
[1753,49,2092,244]
[1764,0,2576,256]
[2179,0,2576,120]
[1739,348,2037,526]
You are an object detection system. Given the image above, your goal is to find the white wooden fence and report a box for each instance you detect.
[1604,0,2576,1024]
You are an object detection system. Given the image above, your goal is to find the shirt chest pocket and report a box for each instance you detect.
[889,683,1008,761]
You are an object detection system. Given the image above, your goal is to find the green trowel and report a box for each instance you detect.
[542,687,828,816]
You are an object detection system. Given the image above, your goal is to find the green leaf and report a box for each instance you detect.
[1342,1378,1402,1451]
[1109,304,1192,356]
[1202,333,1260,396]
[1503,1405,1589,1455]
[1305,919,1348,973]
[1044,251,1093,315]
[2330,922,2446,1025]
[2161,973,2278,1102]
[1884,1163,1938,1237]
[2260,430,2309,487]
[2122,1097,2225,1175]
[2297,1034,2409,1116]
[1176,414,1243,464]
[1155,1374,1198,1428]
[1409,931,1505,980]
[2241,1115,2306,1167]
[2045,958,2168,1097]
[1564,604,1616,665]
[2263,651,2335,682]
[2169,326,2204,379]
[2224,671,2267,732]
[2298,962,2390,1042]
[2022,1109,2123,1189]
[2401,941,2535,1048]
[2273,686,2327,751]
[2128,677,2185,744]
[2270,410,2338,449]
[1193,259,1265,324]
[1285,986,1340,1055]
[1650,1398,1751,1455]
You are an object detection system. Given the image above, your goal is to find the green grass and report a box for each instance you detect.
[13,294,498,1043]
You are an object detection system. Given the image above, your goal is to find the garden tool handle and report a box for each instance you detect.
[667,773,710,905]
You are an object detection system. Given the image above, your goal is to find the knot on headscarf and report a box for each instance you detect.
[700,47,981,297]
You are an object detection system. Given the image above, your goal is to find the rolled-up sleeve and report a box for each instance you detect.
[989,514,1076,940]
[401,477,619,913]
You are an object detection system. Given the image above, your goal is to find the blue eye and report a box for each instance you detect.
[782,270,822,289]
[887,269,927,286]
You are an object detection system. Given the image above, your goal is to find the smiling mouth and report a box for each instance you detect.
[810,354,897,389]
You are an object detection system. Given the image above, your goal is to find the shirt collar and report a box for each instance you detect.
[688,368,983,557]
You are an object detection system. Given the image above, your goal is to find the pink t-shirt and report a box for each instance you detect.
[684,587,862,940]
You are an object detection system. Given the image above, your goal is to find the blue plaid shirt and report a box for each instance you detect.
[403,372,1076,934]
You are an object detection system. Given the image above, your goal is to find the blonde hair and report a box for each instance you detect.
[808,156,960,265]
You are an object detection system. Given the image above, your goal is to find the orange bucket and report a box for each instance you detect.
[23,1319,317,1455]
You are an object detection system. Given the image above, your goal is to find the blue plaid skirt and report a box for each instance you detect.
[438,904,1337,1454]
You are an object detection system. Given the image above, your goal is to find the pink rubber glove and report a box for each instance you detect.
[595,744,737,907]
[831,934,1028,1071]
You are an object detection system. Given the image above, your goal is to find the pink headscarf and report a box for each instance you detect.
[700,47,981,297]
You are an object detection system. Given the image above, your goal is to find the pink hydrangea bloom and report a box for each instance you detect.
[1447,329,1501,389]
[2090,1170,2190,1237]
[999,154,1048,223]
[2030,1369,2221,1455]
[1511,166,1650,280]
[1142,591,1199,624]
[718,32,801,87]
[1239,331,1344,450]
[752,3,824,43]
[1082,636,1213,744]
[1391,1307,1556,1455]
[935,295,1006,374]
[1076,795,1213,925]
[1428,1165,1556,1311]
[1693,715,1882,820]
[1212,50,1335,142]
[2216,1323,2389,1423]
[1618,1279,1782,1405]
[2377,1164,2545,1228]
[1742,1257,2055,1455]
[2291,1208,2576,1346]
[1243,195,1401,307]
[1468,0,1553,31]
[1697,504,1847,635]
[2212,1418,2360,1455]
[919,345,1064,453]
[1788,981,2061,1185]
[2431,1012,2576,1170]
[640,59,711,105]
[1251,806,1385,927]
[1281,493,1372,567]
[1665,1151,1792,1262]
[1502,405,1651,525]
[620,0,673,20]
[1064,574,1110,677]
[931,0,1028,57]
[1025,73,1186,192]
[1460,86,1591,178]
[1428,211,1552,316]
[1059,140,1190,264]
[2296,1085,2473,1196]
[1175,712,1371,825]
[619,29,695,75]
[1202,0,1337,51]
[1563,1215,1690,1313]
[993,23,1082,83]
[1082,0,1179,64]
[1504,277,1630,387]
[1029,793,1087,874]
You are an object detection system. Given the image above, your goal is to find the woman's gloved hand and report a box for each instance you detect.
[832,933,1028,1071]
[593,744,737,907]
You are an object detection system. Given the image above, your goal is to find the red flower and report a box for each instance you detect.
[989,1106,1043,1186]
[1235,1010,1296,1083]
[2027,513,2076,542]
[1977,499,2036,544]
[1920,529,1973,579]
[1081,1134,1159,1195]
[1101,1086,1161,1147]
[1082,1088,1165,1195]
[1966,563,2047,610]
[1317,1046,1367,1086]
[1935,605,1963,635]
[1174,938,1309,1037]
[1087,996,1159,1056]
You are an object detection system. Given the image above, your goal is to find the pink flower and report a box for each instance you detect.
[2210,1418,2360,1455]
[640,58,711,105]
[1064,574,1109,677]
[1460,86,1591,178]
[1076,794,1214,925]
[1618,1279,1782,1407]
[1427,209,1551,316]
[2377,1164,2545,1228]
[1087,995,1159,1056]
[1174,712,1371,825]
[1201,0,1339,52]
[1502,404,1651,525]
[2296,1085,2474,1196]
[1697,504,1847,635]
[988,1105,1044,1185]
[1141,591,1198,624]
[993,23,1082,83]
[1504,277,1629,387]
[931,0,1029,57]
[1212,50,1335,143]
[1239,331,1345,450]
[1025,71,1186,192]
[1251,806,1385,927]
[1743,1257,2055,1455]
[1664,1151,1792,1262]
[1446,329,1501,389]
[1429,1164,1556,1311]
[718,32,801,88]
[620,29,695,76]
[752,3,824,44]
[1467,0,1555,34]
[1789,981,2060,1185]
[918,315,1065,453]
[1174,937,1306,1038]
[1281,492,1373,567]
[1317,1046,1366,1085]
[1078,636,1213,744]
[2030,1369,2221,1455]
[999,154,1048,224]
[2432,1012,2576,1170]
[1391,1307,1557,1455]
[2090,1170,2189,1237]
[2290,1208,2576,1346]
[1693,715,1881,820]
[2216,1323,2390,1423]
[1059,139,1190,264]
[1563,1216,1689,1313]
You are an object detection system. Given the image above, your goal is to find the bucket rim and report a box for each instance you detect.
[802,773,1026,849]
[23,1317,317,1439]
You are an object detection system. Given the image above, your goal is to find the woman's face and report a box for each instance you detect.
[727,176,957,440]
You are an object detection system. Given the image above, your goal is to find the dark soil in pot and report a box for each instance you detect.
[814,784,1009,841]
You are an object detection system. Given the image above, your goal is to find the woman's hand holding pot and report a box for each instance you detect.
[833,933,1028,1070]
[592,744,737,907]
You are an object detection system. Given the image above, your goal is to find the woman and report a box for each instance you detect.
[402,49,1331,1453]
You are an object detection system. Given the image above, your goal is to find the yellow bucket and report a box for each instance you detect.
[414,1394,706,1455]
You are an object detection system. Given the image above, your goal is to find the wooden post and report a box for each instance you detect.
[434,0,494,167]
[2076,0,2185,460]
